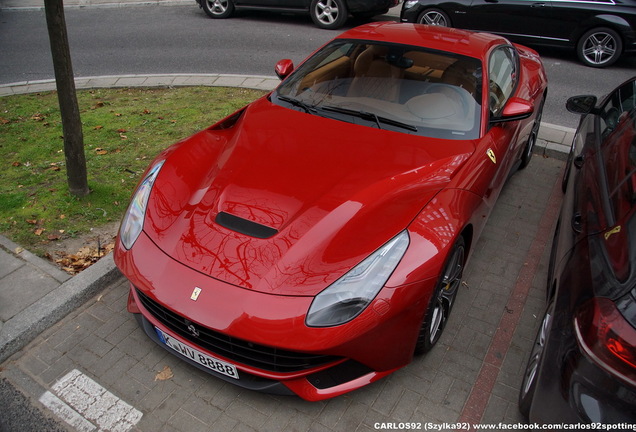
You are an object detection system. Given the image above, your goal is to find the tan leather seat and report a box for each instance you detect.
[348,46,403,102]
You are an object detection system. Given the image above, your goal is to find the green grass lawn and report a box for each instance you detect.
[0,86,266,255]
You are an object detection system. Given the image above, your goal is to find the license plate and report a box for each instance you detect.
[155,327,239,380]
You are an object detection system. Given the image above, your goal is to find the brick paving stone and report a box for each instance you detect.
[333,401,370,432]
[167,408,210,432]
[371,379,403,416]
[226,398,271,429]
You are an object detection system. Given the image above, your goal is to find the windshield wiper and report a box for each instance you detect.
[276,95,316,114]
[321,105,418,132]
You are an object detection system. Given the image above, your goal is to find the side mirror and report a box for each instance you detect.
[490,97,534,124]
[275,59,294,80]
[566,95,597,115]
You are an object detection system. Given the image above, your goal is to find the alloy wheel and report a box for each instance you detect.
[206,0,228,16]
[578,29,621,67]
[315,0,340,26]
[519,301,553,416]
[429,242,464,344]
[419,10,449,26]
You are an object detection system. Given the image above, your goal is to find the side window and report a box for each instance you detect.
[488,47,517,116]
[599,79,636,139]
[600,84,636,222]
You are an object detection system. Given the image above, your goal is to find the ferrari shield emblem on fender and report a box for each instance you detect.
[190,287,202,301]
[487,148,497,164]
[604,225,621,240]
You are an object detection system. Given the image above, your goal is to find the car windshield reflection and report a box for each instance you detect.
[273,40,483,140]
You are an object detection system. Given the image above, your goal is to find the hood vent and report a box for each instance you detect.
[215,211,278,239]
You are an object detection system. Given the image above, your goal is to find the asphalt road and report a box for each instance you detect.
[1,5,635,128]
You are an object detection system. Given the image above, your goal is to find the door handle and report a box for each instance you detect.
[572,212,583,233]
[531,2,547,6]
[573,154,585,169]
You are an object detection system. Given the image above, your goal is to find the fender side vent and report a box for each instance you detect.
[215,211,278,239]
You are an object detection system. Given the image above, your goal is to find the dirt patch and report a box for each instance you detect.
[43,221,120,274]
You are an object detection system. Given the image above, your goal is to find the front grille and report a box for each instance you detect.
[136,288,341,373]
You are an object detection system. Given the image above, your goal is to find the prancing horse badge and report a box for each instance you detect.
[190,287,202,301]
[487,148,497,164]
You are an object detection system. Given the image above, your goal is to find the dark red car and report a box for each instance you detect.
[519,77,636,423]
[115,22,547,401]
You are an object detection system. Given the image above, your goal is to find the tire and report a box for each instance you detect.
[201,0,235,19]
[417,8,450,26]
[415,236,465,355]
[576,27,622,68]
[519,95,545,170]
[310,0,348,30]
[519,300,554,418]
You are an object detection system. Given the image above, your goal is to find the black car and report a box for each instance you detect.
[196,0,401,29]
[519,76,636,425]
[400,0,636,67]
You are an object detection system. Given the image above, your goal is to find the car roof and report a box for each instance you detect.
[336,22,510,60]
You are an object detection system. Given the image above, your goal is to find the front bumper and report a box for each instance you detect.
[116,231,434,400]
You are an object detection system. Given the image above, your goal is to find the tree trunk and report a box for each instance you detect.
[44,0,90,197]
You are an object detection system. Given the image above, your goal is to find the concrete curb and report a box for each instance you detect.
[0,250,121,364]
[0,0,192,11]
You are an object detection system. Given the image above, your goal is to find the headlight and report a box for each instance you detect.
[119,160,165,250]
[306,231,410,327]
[404,0,419,9]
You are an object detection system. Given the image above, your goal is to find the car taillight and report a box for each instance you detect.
[574,297,636,387]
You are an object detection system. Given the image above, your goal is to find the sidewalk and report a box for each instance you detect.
[0,0,191,9]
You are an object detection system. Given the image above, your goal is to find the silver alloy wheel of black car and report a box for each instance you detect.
[202,0,235,18]
[310,0,348,30]
[415,236,465,354]
[519,300,554,417]
[417,8,450,26]
[576,27,622,68]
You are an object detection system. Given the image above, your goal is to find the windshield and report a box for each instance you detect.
[273,40,483,140]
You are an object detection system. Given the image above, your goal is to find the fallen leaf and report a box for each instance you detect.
[117,128,127,133]
[34,228,45,236]
[94,125,104,130]
[14,247,24,254]
[47,234,60,241]
[155,366,174,381]
[0,118,10,124]
[26,219,37,225]
[142,109,151,115]
[96,149,108,155]
[11,161,21,167]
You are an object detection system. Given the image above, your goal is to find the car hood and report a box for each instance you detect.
[143,97,474,296]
